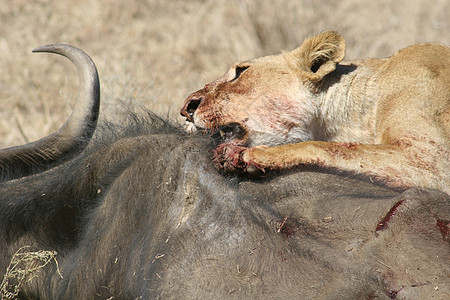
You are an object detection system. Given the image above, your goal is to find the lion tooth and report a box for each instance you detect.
[184,121,197,134]
[220,130,225,138]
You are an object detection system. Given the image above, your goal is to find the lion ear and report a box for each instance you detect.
[286,30,345,83]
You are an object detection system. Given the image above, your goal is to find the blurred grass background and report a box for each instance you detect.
[0,0,448,147]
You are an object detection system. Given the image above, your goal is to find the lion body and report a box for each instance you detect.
[181,31,449,192]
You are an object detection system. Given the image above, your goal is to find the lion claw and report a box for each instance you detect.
[213,143,247,171]
[213,144,266,175]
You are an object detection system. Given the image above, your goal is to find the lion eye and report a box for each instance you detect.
[231,66,249,82]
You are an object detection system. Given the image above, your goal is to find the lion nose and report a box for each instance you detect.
[180,96,203,122]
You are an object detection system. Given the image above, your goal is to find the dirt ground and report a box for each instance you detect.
[0,0,448,147]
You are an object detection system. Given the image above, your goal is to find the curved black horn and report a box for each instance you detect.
[0,44,100,181]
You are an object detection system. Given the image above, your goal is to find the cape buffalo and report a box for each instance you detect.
[1,45,449,299]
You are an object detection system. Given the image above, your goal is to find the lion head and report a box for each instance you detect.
[180,30,345,147]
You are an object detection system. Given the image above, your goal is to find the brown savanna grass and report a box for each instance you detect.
[0,0,448,147]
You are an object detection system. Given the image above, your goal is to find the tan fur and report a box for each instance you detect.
[180,30,450,193]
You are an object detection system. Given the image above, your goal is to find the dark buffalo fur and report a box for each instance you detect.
[1,111,449,299]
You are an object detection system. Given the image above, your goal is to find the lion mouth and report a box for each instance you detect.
[184,119,247,145]
[211,123,247,145]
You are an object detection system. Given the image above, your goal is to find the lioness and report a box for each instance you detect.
[180,30,449,193]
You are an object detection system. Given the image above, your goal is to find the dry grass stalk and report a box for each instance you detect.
[0,246,62,300]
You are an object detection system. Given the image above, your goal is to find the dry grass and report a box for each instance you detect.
[0,247,61,299]
[0,0,448,147]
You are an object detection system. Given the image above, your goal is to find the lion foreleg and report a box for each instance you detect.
[216,141,448,191]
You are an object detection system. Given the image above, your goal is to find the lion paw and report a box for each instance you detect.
[213,144,265,174]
